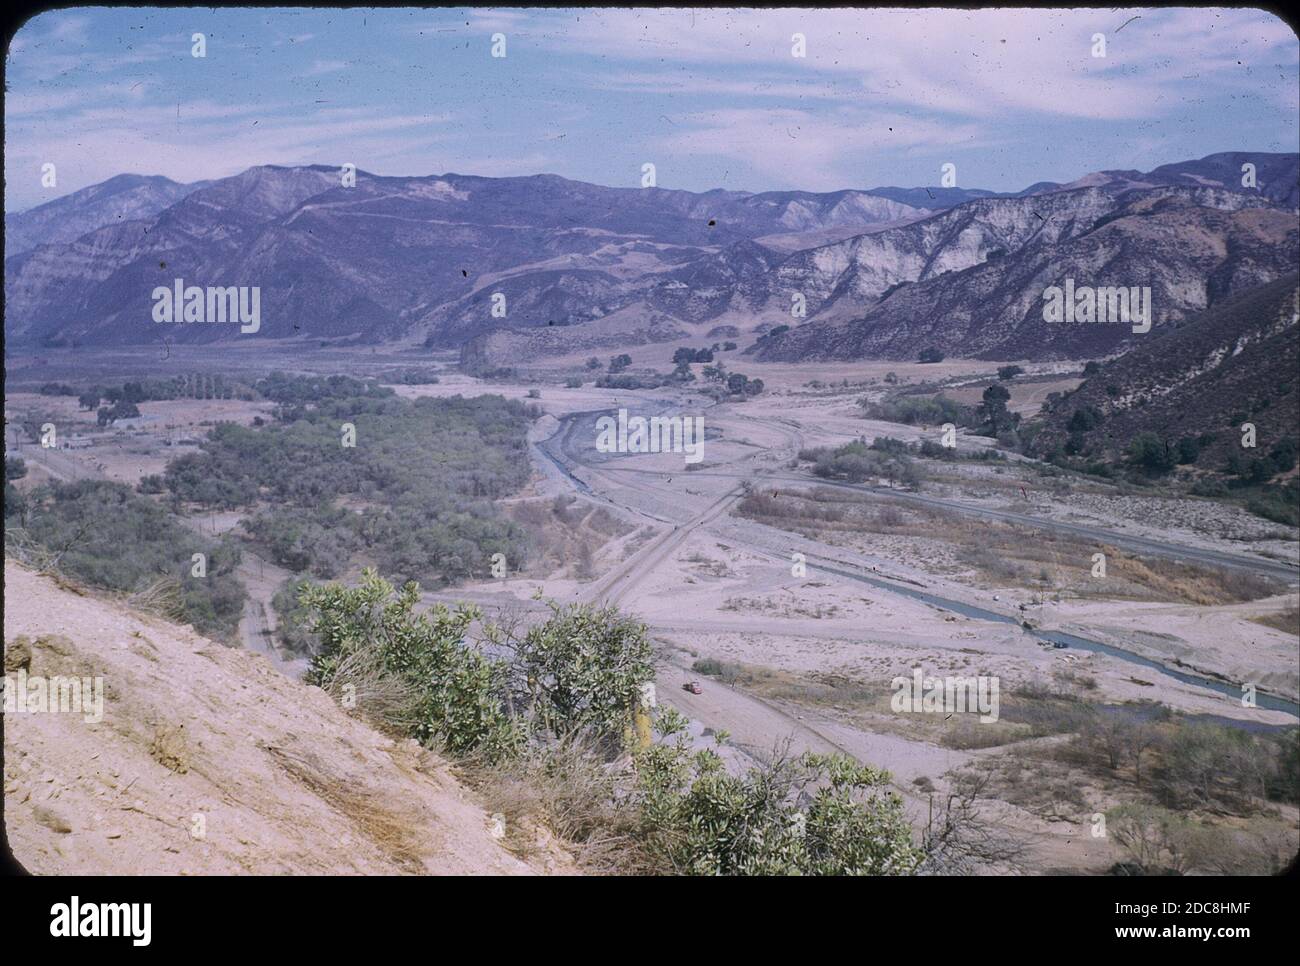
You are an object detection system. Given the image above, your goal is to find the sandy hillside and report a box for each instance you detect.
[2,561,570,875]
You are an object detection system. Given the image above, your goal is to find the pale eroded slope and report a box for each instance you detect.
[2,561,569,875]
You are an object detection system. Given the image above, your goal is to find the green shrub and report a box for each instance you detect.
[632,709,921,875]
[303,570,519,759]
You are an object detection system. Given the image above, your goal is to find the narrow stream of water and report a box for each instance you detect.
[811,560,1299,721]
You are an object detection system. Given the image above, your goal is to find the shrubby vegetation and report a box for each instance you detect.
[633,710,920,874]
[384,368,441,385]
[797,438,921,487]
[271,576,319,654]
[4,479,246,640]
[297,570,932,875]
[860,393,967,427]
[595,372,671,390]
[163,383,534,587]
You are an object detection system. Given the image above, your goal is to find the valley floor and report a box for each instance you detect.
[6,347,1298,874]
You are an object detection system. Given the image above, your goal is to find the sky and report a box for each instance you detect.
[5,6,1298,211]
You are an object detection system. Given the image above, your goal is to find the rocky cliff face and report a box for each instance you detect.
[755,187,1297,361]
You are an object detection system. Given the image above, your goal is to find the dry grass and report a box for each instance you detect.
[148,722,191,774]
[458,737,655,875]
[507,495,632,579]
[311,639,422,737]
[1250,605,1300,636]
[737,487,1284,605]
[128,576,187,623]
[265,744,427,872]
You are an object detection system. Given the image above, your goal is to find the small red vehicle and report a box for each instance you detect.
[682,681,703,695]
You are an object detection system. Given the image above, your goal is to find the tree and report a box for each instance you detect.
[727,372,750,395]
[763,324,790,341]
[978,383,1013,436]
[585,357,601,370]
[1083,360,1102,376]
[608,354,632,374]
[1106,803,1197,875]
[1269,438,1298,472]
[1126,431,1175,474]
[997,365,1023,381]
[5,457,27,482]
[918,347,945,364]
[1068,406,1104,432]
[78,391,101,411]
[1176,436,1200,465]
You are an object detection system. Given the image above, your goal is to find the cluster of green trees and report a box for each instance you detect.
[860,393,967,426]
[299,570,925,875]
[76,374,250,412]
[254,371,391,407]
[672,346,714,365]
[96,401,141,427]
[595,372,671,390]
[4,479,246,640]
[384,368,441,385]
[798,438,921,487]
[163,383,534,586]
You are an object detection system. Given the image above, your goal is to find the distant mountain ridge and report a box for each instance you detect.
[4,174,209,257]
[754,185,1297,362]
[5,152,1296,358]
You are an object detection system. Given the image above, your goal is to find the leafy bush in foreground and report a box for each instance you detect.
[296,571,928,875]
[303,570,519,758]
[633,709,921,875]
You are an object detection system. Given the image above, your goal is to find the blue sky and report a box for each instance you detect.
[5,7,1298,210]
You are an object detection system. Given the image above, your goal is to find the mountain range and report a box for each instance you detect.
[5,152,1297,362]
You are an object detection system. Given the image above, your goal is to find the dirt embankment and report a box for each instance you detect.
[2,561,572,875]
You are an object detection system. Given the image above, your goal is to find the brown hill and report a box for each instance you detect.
[2,560,572,875]
[1028,274,1299,473]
